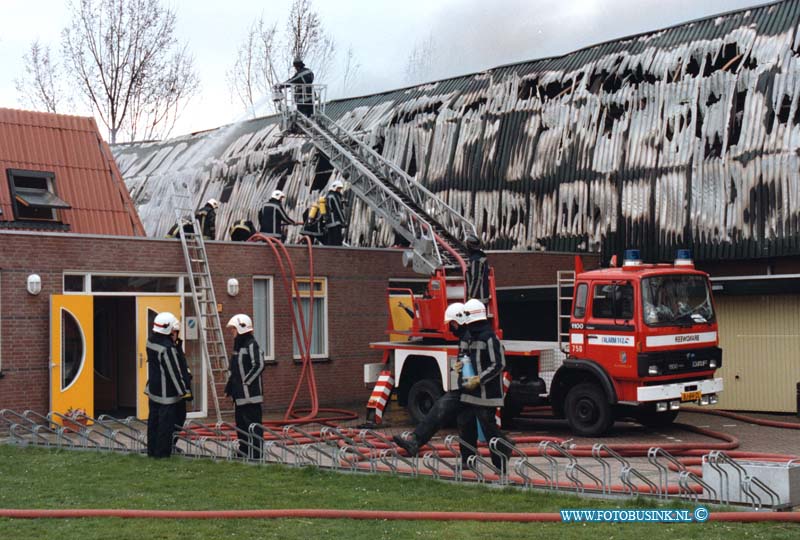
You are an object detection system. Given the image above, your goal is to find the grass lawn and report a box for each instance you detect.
[0,445,797,539]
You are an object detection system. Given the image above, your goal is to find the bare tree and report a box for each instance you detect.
[14,40,70,114]
[339,46,361,96]
[228,0,337,115]
[58,0,199,143]
[404,34,438,85]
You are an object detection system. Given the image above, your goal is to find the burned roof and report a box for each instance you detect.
[113,0,800,261]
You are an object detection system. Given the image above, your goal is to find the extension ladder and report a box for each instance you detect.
[171,186,230,421]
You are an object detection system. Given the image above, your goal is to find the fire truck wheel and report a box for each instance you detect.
[407,379,443,425]
[564,382,613,437]
[634,405,679,428]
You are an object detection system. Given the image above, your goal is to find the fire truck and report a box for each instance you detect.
[272,85,722,437]
[365,248,723,437]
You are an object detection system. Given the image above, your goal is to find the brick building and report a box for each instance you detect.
[0,231,584,420]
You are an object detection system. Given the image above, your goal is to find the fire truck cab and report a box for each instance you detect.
[554,249,723,435]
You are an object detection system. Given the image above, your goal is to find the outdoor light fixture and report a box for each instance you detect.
[26,274,42,295]
[227,278,239,297]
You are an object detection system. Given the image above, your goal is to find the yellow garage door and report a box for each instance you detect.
[715,294,800,412]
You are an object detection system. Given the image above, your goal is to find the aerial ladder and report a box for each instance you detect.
[273,84,501,340]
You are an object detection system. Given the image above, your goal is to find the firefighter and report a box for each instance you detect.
[300,196,326,243]
[165,219,193,239]
[457,298,512,472]
[392,302,470,456]
[258,190,300,241]
[172,320,193,434]
[145,312,191,458]
[229,219,256,242]
[224,314,265,459]
[465,234,490,304]
[280,57,315,117]
[195,198,219,240]
[324,180,346,246]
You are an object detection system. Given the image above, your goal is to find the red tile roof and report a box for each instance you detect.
[0,108,144,236]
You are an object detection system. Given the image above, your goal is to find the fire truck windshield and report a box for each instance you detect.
[641,275,715,327]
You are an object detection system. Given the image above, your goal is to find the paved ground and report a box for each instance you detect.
[361,405,800,458]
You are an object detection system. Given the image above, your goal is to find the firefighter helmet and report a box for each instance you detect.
[465,234,481,250]
[330,180,344,192]
[226,314,253,334]
[153,312,178,335]
[462,299,487,324]
[271,189,286,201]
[207,198,220,209]
[293,57,304,67]
[443,302,465,324]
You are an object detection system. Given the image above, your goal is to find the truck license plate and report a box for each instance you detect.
[681,390,702,402]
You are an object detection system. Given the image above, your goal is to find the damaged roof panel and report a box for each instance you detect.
[114,0,800,261]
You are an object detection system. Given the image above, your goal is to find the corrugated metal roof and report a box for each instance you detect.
[113,0,800,261]
[0,108,144,236]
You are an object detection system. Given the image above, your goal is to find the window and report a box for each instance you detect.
[64,274,87,292]
[253,278,275,361]
[591,283,634,320]
[6,169,70,222]
[573,283,588,318]
[91,275,178,293]
[292,278,328,359]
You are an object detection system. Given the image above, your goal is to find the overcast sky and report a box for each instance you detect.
[0,0,776,139]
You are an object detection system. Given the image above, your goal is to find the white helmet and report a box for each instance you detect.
[207,198,220,209]
[462,299,487,324]
[153,312,178,335]
[444,302,465,324]
[226,313,253,334]
[171,320,181,333]
[330,180,344,192]
[271,189,286,201]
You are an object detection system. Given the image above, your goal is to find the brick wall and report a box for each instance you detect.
[0,231,587,417]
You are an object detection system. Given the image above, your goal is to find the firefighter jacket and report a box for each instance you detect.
[460,320,506,407]
[258,198,294,237]
[195,204,216,240]
[284,67,315,104]
[145,333,190,405]
[466,249,490,303]
[325,190,345,228]
[229,219,255,242]
[226,333,265,406]
[175,338,193,400]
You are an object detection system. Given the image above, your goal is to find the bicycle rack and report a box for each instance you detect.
[592,443,658,496]
[540,440,602,493]
[647,447,686,499]
[451,436,499,483]
[443,435,464,481]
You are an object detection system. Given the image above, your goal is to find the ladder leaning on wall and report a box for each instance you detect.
[171,185,230,422]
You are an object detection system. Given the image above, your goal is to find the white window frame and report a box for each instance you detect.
[252,276,276,362]
[293,277,329,360]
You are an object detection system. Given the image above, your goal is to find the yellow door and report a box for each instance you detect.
[136,296,182,419]
[50,295,94,423]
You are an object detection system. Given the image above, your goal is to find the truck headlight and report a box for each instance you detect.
[656,402,668,412]
[700,395,710,405]
[648,365,660,376]
[709,394,719,405]
[709,359,717,369]
[669,400,681,410]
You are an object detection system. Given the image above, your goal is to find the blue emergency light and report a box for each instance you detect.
[623,249,642,266]
[674,248,694,266]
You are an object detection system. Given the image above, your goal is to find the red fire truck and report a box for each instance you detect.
[365,249,722,436]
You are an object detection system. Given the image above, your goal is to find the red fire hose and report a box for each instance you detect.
[1,508,798,522]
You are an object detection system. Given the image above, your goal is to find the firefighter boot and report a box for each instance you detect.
[392,433,420,457]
